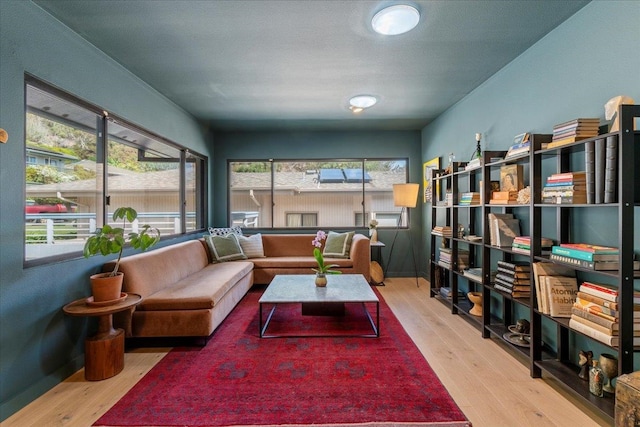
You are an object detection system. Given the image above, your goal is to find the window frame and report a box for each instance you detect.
[227,158,411,230]
[24,75,208,268]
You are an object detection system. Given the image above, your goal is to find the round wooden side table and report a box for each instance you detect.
[63,293,142,381]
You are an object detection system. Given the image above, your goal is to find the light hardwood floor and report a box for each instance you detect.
[4,278,612,427]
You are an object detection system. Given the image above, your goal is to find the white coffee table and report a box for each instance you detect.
[259,274,379,338]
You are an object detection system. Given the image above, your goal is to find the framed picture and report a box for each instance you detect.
[423,157,440,203]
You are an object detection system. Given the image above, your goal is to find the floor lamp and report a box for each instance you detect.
[385,183,420,287]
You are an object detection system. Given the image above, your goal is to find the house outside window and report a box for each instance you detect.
[229,159,410,229]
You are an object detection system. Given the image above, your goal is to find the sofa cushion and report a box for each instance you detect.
[251,256,353,269]
[137,261,254,311]
[237,233,265,258]
[205,234,247,262]
[208,225,243,237]
[323,231,354,258]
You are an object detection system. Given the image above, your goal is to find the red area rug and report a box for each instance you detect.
[94,287,470,427]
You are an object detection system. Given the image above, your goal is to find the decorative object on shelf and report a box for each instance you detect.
[83,207,160,303]
[369,219,378,243]
[599,353,618,394]
[517,186,530,204]
[311,230,341,286]
[500,164,524,192]
[604,95,634,132]
[423,157,440,203]
[578,350,593,381]
[444,152,455,174]
[589,360,604,397]
[474,133,482,159]
[385,183,420,287]
[503,322,531,347]
[467,291,482,316]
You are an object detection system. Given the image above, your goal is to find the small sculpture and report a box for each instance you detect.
[578,350,593,380]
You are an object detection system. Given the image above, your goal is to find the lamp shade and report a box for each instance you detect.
[393,183,419,208]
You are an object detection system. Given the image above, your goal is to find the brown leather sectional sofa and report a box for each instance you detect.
[107,233,370,340]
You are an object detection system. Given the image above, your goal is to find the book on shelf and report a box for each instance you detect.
[487,213,514,246]
[552,117,600,131]
[574,298,640,321]
[495,272,529,285]
[489,190,518,205]
[585,139,595,204]
[504,142,531,159]
[497,259,531,271]
[546,171,587,182]
[545,276,578,317]
[496,267,530,279]
[551,246,619,262]
[462,267,483,282]
[569,314,640,337]
[558,243,619,254]
[576,291,623,310]
[579,281,640,304]
[595,137,606,204]
[494,218,520,248]
[439,287,465,300]
[568,318,640,347]
[549,253,640,271]
[542,195,588,204]
[532,262,575,315]
[465,158,482,171]
[604,134,618,203]
[546,136,592,149]
[571,306,640,332]
[459,192,481,205]
[500,164,524,192]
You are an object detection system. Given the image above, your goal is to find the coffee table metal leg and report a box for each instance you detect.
[362,302,380,338]
[260,303,277,338]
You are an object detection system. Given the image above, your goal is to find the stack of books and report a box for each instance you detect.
[432,225,452,237]
[547,118,600,149]
[570,281,640,346]
[549,243,640,271]
[541,171,587,204]
[465,157,482,171]
[532,262,577,316]
[437,191,453,206]
[494,260,531,298]
[462,267,495,283]
[489,190,518,205]
[487,213,520,248]
[439,287,466,300]
[438,247,469,271]
[504,133,531,159]
[511,236,554,255]
[459,192,481,205]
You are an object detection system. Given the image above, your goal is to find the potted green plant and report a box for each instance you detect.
[83,207,160,302]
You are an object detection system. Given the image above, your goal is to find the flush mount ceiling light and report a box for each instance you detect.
[372,4,420,35]
[349,95,377,113]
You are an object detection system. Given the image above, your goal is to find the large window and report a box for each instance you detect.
[24,77,207,265]
[229,159,410,229]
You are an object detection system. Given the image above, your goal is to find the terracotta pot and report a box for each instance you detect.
[90,272,124,302]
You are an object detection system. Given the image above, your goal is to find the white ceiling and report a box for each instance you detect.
[33,0,590,130]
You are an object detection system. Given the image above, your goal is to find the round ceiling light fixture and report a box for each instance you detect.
[372,4,420,36]
[349,95,377,113]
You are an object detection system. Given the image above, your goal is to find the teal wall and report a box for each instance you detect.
[213,130,423,277]
[420,1,640,365]
[0,1,212,420]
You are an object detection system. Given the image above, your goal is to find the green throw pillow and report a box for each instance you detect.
[205,234,247,263]
[323,231,355,259]
[237,233,265,259]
